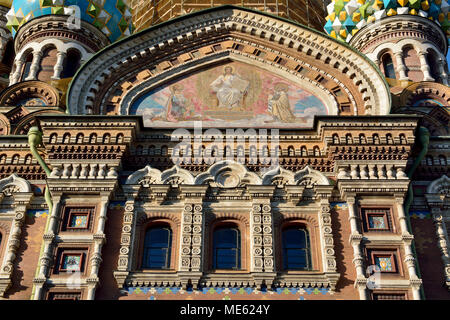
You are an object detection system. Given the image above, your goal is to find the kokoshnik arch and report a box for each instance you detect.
[0,0,448,301]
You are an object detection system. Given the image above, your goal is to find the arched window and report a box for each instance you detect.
[300,146,307,157]
[0,154,6,164]
[89,133,97,144]
[160,145,168,156]
[50,133,58,143]
[25,154,32,164]
[61,49,81,78]
[142,226,172,269]
[136,145,143,155]
[149,145,155,155]
[63,133,71,143]
[76,133,84,143]
[102,133,110,144]
[426,156,433,166]
[116,133,124,143]
[346,134,353,144]
[332,134,340,144]
[21,52,33,81]
[386,134,393,145]
[282,226,310,270]
[213,226,241,270]
[11,154,19,164]
[399,134,407,145]
[439,155,446,166]
[381,53,396,79]
[373,134,380,145]
[313,146,320,156]
[359,134,367,144]
[288,146,295,157]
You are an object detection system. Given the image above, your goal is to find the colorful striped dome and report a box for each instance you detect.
[6,0,133,42]
[324,0,450,42]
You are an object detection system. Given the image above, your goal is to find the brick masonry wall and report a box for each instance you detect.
[5,211,47,299]
[411,218,450,299]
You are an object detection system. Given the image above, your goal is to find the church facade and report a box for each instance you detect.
[0,0,448,300]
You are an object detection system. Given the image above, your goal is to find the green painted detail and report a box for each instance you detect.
[28,126,54,300]
[116,0,126,14]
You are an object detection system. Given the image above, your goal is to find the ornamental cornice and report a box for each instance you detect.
[68,7,390,117]
[349,15,447,54]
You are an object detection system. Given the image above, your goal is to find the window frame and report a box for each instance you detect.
[60,206,95,232]
[212,225,242,270]
[281,226,312,271]
[367,249,400,274]
[361,208,393,233]
[141,224,173,270]
[371,291,407,300]
[55,249,87,274]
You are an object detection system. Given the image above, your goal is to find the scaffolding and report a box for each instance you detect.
[128,0,327,33]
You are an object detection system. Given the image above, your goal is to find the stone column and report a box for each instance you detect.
[395,196,422,300]
[33,195,61,300]
[25,50,43,81]
[431,208,450,289]
[51,51,67,80]
[0,193,32,297]
[347,196,368,300]
[10,58,25,85]
[114,187,139,288]
[393,51,408,81]
[417,50,435,82]
[86,194,110,300]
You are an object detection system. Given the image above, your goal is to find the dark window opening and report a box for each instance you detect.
[142,227,172,269]
[213,227,241,270]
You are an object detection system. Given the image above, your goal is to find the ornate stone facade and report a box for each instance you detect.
[0,2,448,301]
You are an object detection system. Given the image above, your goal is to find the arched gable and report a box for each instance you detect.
[68,6,391,123]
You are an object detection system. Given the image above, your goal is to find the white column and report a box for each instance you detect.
[33,195,61,300]
[51,51,67,80]
[25,50,43,81]
[417,50,435,82]
[86,195,109,300]
[10,58,25,85]
[393,51,408,81]
[395,196,422,300]
[347,196,368,300]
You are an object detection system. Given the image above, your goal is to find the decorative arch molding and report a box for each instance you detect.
[0,114,10,136]
[0,80,60,107]
[125,165,195,186]
[126,162,331,188]
[195,160,261,187]
[427,175,450,195]
[68,6,391,116]
[205,212,250,228]
[399,82,450,107]
[135,212,182,227]
[273,213,319,228]
[12,109,66,135]
[119,53,340,118]
[0,173,32,196]
[262,165,329,187]
[15,38,91,65]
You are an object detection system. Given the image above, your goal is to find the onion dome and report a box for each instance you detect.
[6,0,133,42]
[324,0,450,42]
